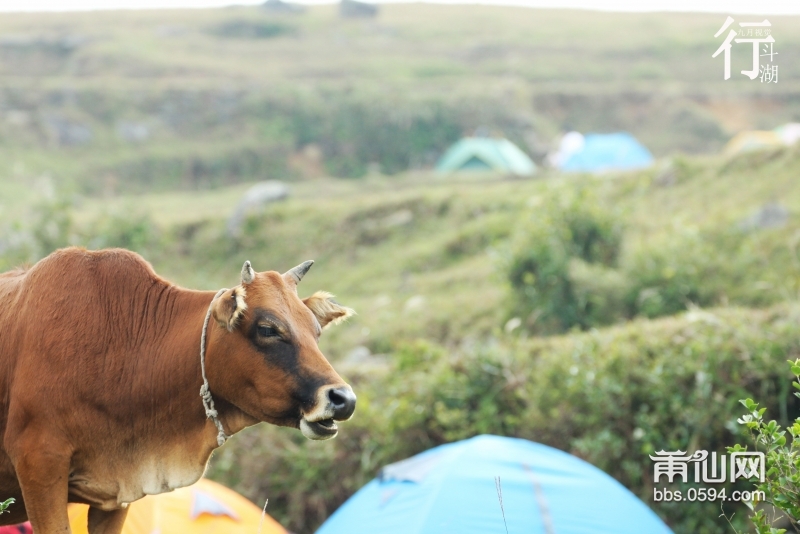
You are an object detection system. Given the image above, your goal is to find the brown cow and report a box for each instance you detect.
[0,247,356,534]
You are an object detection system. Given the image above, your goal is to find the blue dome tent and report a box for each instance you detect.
[316,435,672,534]
[558,132,653,173]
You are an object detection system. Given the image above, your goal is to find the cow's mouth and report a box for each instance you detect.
[299,417,339,440]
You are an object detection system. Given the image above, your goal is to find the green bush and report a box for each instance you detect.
[288,98,465,178]
[87,212,162,256]
[505,186,796,333]
[0,199,164,268]
[208,20,296,39]
[623,229,722,318]
[31,198,75,256]
[503,188,624,332]
[105,145,293,194]
[624,226,794,319]
[728,360,800,533]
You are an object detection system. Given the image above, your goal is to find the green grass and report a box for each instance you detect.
[0,176,46,225]
[15,144,791,362]
[1,5,799,189]
[1,143,793,369]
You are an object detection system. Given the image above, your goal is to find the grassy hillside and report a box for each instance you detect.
[0,130,799,533]
[0,5,799,190]
[22,144,792,358]
[4,144,795,354]
[2,5,798,91]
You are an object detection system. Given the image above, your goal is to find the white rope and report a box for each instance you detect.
[200,288,230,447]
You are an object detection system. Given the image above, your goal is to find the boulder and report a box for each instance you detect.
[227,181,289,236]
[340,0,378,19]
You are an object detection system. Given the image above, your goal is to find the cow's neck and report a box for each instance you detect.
[148,286,257,449]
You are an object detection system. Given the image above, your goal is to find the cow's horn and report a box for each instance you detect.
[241,260,255,284]
[283,260,314,285]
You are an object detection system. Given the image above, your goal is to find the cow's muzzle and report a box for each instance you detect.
[299,385,357,440]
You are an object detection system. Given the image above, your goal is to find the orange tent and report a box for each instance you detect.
[723,130,783,156]
[68,478,286,534]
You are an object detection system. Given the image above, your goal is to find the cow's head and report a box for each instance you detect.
[206,260,355,440]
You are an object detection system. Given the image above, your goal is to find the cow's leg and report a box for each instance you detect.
[12,440,71,534]
[88,506,129,534]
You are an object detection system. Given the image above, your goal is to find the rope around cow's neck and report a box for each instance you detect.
[200,288,230,447]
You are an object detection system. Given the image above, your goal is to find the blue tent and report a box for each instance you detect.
[559,132,653,173]
[316,435,672,534]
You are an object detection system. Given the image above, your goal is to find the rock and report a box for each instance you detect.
[340,0,378,18]
[338,345,390,377]
[382,209,413,228]
[5,110,30,126]
[653,161,677,187]
[116,121,150,143]
[404,295,426,312]
[345,345,371,362]
[154,25,187,38]
[0,34,86,55]
[740,202,789,230]
[44,115,92,146]
[227,181,289,236]
[262,0,305,14]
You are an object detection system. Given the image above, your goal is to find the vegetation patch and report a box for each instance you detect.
[208,19,297,39]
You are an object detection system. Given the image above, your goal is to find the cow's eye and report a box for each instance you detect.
[258,325,280,338]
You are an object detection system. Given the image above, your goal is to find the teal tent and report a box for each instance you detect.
[316,435,672,534]
[436,137,536,176]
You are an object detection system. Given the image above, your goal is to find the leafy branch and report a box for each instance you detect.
[728,359,800,534]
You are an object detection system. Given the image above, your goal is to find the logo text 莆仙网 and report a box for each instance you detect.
[649,450,764,484]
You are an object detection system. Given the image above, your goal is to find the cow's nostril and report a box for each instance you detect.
[328,388,346,408]
[327,387,356,420]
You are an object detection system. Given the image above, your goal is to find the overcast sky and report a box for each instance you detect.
[0,0,798,14]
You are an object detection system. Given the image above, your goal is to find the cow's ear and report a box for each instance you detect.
[212,286,247,331]
[303,291,355,329]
